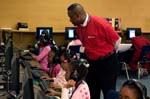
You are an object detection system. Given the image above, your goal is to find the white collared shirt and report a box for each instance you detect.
[81,14,89,27]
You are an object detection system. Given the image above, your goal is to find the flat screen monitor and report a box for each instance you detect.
[1,30,12,45]
[22,60,34,99]
[5,37,13,71]
[10,52,20,96]
[36,27,53,40]
[69,45,81,53]
[1,30,6,44]
[126,28,141,40]
[65,27,76,40]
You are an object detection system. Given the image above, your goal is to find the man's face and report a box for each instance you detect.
[68,11,81,26]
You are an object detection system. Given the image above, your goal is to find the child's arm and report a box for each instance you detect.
[46,88,61,97]
[61,80,76,99]
[40,76,54,81]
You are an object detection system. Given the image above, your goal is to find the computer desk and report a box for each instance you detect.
[26,60,49,99]
[29,60,41,68]
[29,60,49,76]
[118,43,132,53]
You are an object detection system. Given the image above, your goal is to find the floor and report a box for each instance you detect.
[0,72,150,99]
[116,71,150,96]
[99,71,150,99]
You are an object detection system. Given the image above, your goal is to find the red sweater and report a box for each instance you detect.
[77,15,120,60]
[129,36,150,70]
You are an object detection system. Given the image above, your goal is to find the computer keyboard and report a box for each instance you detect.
[20,54,32,60]
[39,79,50,91]
[19,50,32,60]
[31,69,42,78]
[20,60,34,69]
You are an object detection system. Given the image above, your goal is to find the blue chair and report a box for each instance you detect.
[138,45,150,79]
[106,90,119,99]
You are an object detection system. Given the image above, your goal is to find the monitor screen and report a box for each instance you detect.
[36,27,53,40]
[129,29,136,39]
[126,28,141,40]
[65,27,76,40]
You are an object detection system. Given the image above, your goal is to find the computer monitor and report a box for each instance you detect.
[36,27,53,40]
[10,52,20,96]
[126,28,141,40]
[65,27,77,40]
[5,37,13,71]
[22,60,34,99]
[1,30,12,45]
[1,30,6,44]
[69,45,81,53]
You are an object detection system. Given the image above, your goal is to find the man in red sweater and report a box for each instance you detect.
[67,3,121,99]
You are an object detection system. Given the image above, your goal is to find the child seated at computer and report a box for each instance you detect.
[129,31,150,76]
[29,33,51,73]
[41,50,77,88]
[118,29,150,77]
[46,46,61,78]
[46,58,90,99]
[30,47,60,81]
[28,29,49,54]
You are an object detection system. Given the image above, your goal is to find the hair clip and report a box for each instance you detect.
[63,59,68,63]
[80,59,89,68]
[83,62,89,68]
[73,55,77,59]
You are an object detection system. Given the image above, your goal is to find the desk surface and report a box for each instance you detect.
[29,60,41,68]
[118,43,132,53]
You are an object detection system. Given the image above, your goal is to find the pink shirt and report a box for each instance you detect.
[61,81,90,99]
[53,68,67,86]
[33,45,51,72]
[48,64,61,77]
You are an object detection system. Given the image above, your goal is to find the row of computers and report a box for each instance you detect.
[36,26,142,41]
[36,27,77,40]
[0,30,35,99]
[1,27,141,45]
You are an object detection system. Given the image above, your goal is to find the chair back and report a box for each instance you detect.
[140,46,150,61]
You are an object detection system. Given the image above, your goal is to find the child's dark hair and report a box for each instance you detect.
[69,58,89,99]
[60,49,77,63]
[69,58,89,82]
[121,79,147,99]
[50,46,60,63]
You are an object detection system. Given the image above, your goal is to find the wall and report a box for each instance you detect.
[0,0,150,32]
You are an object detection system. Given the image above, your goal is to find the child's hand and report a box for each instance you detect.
[50,83,61,89]
[46,88,57,96]
[40,76,53,81]
[63,80,76,88]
